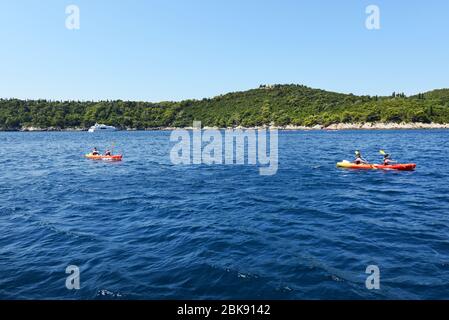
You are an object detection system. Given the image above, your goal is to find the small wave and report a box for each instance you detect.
[96,289,123,298]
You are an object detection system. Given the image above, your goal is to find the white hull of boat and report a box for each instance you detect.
[88,123,117,132]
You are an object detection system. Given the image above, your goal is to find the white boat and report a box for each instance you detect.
[88,123,117,132]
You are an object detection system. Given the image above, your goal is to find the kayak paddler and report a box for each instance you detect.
[104,149,112,156]
[92,147,100,156]
[354,150,368,164]
[380,150,396,165]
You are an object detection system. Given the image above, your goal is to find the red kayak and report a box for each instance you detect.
[337,161,416,171]
[85,153,123,161]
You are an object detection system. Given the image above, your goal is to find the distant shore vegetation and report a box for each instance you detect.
[1,85,449,130]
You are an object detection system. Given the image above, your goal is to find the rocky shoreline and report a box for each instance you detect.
[7,122,449,132]
[322,122,449,130]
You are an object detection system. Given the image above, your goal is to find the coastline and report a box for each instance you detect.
[6,122,449,132]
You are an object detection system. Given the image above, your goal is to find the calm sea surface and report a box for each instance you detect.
[0,130,448,299]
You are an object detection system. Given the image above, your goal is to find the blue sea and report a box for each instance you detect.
[0,130,448,300]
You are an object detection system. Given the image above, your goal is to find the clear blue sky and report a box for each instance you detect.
[0,0,448,101]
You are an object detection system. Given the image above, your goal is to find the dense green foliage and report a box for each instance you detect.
[1,85,449,130]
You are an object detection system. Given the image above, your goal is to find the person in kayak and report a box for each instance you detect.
[382,153,396,165]
[354,150,368,164]
[92,147,100,156]
[104,149,112,156]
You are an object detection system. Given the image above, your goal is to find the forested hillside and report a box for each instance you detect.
[1,85,448,130]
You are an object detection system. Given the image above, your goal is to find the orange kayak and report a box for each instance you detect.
[85,153,123,161]
[337,161,416,171]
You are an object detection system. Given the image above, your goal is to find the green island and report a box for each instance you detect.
[1,84,449,130]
